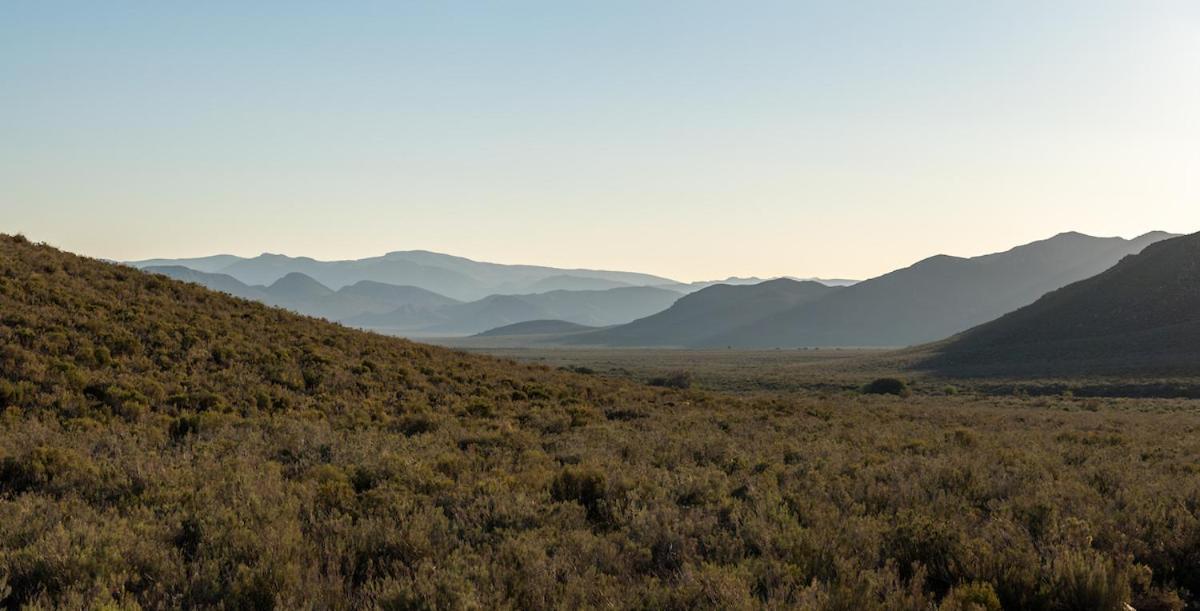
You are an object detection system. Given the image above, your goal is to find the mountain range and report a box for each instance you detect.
[135,231,1178,348]
[544,231,1177,348]
[144,265,680,337]
[918,231,1200,377]
[131,250,680,302]
[563,278,839,347]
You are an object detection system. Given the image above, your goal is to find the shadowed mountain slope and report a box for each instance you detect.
[569,279,838,347]
[918,232,1200,377]
[707,231,1177,348]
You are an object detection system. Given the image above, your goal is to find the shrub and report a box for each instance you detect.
[550,466,613,527]
[863,377,910,396]
[649,371,692,390]
[941,581,1002,611]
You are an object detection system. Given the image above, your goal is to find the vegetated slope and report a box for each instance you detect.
[2,233,1200,609]
[919,231,1200,377]
[709,231,1176,348]
[475,319,598,337]
[570,279,838,347]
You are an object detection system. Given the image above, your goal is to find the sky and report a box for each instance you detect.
[2,2,1198,282]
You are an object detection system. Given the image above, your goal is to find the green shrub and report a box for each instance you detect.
[863,377,910,396]
[649,371,692,389]
[550,466,613,527]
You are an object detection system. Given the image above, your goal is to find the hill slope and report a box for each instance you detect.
[569,278,838,347]
[143,265,269,302]
[919,232,1200,376]
[475,319,599,337]
[708,231,1176,348]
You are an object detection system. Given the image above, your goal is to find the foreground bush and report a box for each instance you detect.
[863,377,910,396]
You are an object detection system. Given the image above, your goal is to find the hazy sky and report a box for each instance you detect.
[3,2,1198,282]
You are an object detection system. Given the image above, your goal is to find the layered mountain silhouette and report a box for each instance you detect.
[137,231,1175,347]
[146,267,461,323]
[700,231,1177,348]
[131,250,676,301]
[348,286,681,336]
[563,278,839,346]
[918,232,1200,377]
[143,266,269,302]
[147,264,679,336]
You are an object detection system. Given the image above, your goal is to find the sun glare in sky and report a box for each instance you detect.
[2,2,1197,281]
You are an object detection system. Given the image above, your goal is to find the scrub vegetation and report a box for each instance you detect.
[1,234,1199,610]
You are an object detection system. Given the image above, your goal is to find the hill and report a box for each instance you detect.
[569,278,838,347]
[919,232,1200,377]
[143,265,269,302]
[262,271,335,303]
[475,319,599,337]
[707,231,1176,348]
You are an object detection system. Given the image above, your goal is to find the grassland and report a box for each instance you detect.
[3,235,1200,610]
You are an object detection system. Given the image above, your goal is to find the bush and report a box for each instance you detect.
[863,377,910,396]
[648,371,692,390]
[550,466,613,527]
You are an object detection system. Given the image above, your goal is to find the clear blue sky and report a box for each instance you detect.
[3,2,1197,281]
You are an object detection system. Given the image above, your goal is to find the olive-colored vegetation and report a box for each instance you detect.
[2,234,1200,610]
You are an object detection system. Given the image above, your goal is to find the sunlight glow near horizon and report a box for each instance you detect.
[2,2,1198,282]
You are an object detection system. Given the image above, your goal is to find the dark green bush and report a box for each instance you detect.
[649,370,692,389]
[863,377,910,396]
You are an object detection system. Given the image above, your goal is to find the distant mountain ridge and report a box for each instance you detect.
[918,231,1200,376]
[147,265,679,337]
[704,231,1178,348]
[567,278,839,347]
[348,286,682,336]
[130,250,680,302]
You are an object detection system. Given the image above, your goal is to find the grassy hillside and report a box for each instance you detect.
[2,234,1200,610]
[920,232,1200,377]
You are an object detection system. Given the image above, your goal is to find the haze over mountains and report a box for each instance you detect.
[134,231,1179,348]
[610,231,1175,349]
[131,250,680,302]
[565,278,839,347]
[920,231,1200,377]
[143,265,681,337]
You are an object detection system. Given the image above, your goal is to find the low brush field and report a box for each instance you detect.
[3,236,1200,609]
